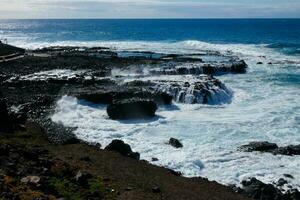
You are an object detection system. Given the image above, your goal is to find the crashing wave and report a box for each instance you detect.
[151,75,233,105]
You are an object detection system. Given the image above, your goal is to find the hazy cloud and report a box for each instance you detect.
[0,0,300,18]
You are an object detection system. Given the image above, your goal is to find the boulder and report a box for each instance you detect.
[169,138,183,148]
[21,176,41,185]
[107,99,157,120]
[239,177,300,200]
[231,60,247,73]
[239,141,278,152]
[105,140,140,160]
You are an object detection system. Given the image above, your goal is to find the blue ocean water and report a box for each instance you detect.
[1,19,300,188]
[1,19,300,54]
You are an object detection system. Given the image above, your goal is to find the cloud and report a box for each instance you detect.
[0,0,300,18]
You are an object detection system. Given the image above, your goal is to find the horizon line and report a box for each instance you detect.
[1,17,300,20]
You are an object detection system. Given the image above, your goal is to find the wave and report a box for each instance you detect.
[267,43,300,56]
[8,39,300,64]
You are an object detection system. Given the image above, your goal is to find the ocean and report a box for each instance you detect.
[1,19,300,188]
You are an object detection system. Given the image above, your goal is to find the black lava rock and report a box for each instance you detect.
[107,98,157,120]
[105,140,140,160]
[239,177,300,200]
[168,138,183,148]
[274,145,300,156]
[239,141,278,152]
[239,141,300,156]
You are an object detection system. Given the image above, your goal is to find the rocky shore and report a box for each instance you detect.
[0,45,299,199]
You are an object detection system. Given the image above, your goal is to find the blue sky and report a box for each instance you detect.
[0,0,300,19]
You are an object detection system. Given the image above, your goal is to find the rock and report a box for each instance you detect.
[277,178,288,187]
[168,138,183,148]
[240,141,300,156]
[153,75,232,105]
[75,171,93,187]
[107,99,157,120]
[231,60,247,73]
[274,145,300,156]
[284,174,294,179]
[9,105,28,126]
[239,141,278,152]
[241,178,280,199]
[105,140,140,160]
[21,176,41,185]
[239,177,300,200]
[152,187,161,194]
[152,157,159,162]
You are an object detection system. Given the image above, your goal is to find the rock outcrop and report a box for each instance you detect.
[236,177,300,200]
[105,140,140,160]
[107,99,157,120]
[239,141,300,156]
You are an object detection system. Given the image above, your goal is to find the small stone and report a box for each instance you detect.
[277,178,288,187]
[152,187,161,194]
[21,176,40,185]
[284,174,294,179]
[152,157,159,162]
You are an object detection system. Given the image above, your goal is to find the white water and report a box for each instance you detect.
[48,40,300,189]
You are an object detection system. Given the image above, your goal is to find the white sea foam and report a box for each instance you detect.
[11,69,88,81]
[47,40,300,189]
[9,39,300,65]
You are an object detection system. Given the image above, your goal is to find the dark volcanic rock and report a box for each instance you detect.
[239,141,278,152]
[274,145,300,156]
[239,178,300,200]
[105,140,140,160]
[169,138,183,148]
[78,86,172,106]
[239,141,300,156]
[107,98,157,120]
[231,60,248,73]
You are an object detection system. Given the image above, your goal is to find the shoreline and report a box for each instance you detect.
[0,121,250,200]
[0,44,299,199]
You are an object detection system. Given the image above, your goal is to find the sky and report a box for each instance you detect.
[0,0,300,19]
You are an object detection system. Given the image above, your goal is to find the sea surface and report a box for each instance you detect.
[1,19,300,189]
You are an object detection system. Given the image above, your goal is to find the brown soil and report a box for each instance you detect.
[0,122,250,200]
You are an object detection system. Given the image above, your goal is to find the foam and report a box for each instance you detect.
[48,38,300,189]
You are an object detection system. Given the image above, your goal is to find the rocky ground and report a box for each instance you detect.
[0,45,299,199]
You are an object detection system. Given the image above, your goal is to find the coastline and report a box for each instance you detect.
[0,43,299,199]
[0,121,249,200]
